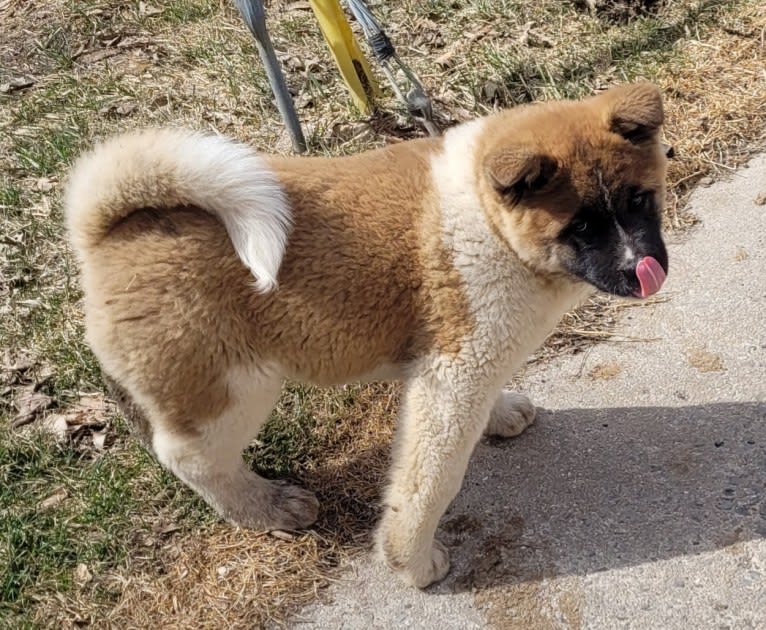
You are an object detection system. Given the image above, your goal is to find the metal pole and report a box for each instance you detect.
[235,0,307,153]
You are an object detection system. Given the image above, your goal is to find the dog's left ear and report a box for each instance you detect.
[600,82,664,145]
[485,150,559,204]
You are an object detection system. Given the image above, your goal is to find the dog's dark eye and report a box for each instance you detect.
[630,192,650,210]
[573,219,588,234]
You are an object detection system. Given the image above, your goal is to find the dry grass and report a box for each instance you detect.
[97,384,397,630]
[1,0,765,627]
[658,1,766,226]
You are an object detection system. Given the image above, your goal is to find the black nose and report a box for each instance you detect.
[620,268,639,289]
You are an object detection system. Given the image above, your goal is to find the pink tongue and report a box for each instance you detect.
[635,256,666,297]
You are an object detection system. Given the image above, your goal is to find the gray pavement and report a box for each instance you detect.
[294,155,766,629]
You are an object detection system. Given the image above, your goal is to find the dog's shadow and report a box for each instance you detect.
[435,401,766,592]
[309,401,766,592]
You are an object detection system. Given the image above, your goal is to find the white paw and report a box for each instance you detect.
[380,536,451,589]
[485,391,536,438]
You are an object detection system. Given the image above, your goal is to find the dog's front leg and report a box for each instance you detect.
[376,364,494,588]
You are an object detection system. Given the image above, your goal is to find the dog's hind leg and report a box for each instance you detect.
[151,368,319,531]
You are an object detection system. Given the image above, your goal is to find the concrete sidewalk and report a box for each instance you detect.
[294,156,766,629]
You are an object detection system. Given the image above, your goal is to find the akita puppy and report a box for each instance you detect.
[65,83,669,588]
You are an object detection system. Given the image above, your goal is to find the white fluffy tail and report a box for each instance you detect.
[64,128,291,293]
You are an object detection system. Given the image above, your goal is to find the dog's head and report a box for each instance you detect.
[476,82,670,298]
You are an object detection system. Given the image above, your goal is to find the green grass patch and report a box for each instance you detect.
[0,425,134,614]
[161,0,220,24]
[12,124,85,179]
[250,383,358,479]
[0,185,23,215]
[0,421,211,625]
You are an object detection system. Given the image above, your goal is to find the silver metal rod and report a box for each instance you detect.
[235,0,307,153]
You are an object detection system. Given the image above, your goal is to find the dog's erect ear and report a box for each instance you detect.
[485,151,559,204]
[600,82,664,145]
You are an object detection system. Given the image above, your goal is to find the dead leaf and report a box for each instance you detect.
[139,1,163,17]
[754,192,766,206]
[734,246,749,261]
[116,101,137,116]
[74,563,93,587]
[0,77,35,93]
[151,94,169,108]
[434,49,456,68]
[2,352,34,379]
[281,55,307,72]
[36,395,115,451]
[482,80,502,103]
[294,92,315,109]
[34,363,55,386]
[9,358,34,372]
[68,410,106,437]
[39,487,68,510]
[35,177,55,192]
[331,121,374,143]
[72,393,112,415]
[687,347,726,372]
[116,36,154,49]
[40,413,70,440]
[155,523,182,536]
[527,30,554,48]
[101,34,122,48]
[17,299,41,310]
[284,1,311,10]
[78,48,121,65]
[92,428,108,451]
[100,101,138,118]
[269,530,296,541]
[12,386,54,428]
[588,362,622,380]
[203,110,235,127]
[519,22,554,48]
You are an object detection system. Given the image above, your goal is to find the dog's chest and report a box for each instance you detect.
[443,217,587,374]
[469,270,584,369]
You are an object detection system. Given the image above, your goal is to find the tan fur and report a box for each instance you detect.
[263,141,473,374]
[80,138,472,434]
[66,83,668,588]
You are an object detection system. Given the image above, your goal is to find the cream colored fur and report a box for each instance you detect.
[376,120,590,586]
[65,128,290,292]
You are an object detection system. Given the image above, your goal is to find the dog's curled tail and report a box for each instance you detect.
[65,128,291,293]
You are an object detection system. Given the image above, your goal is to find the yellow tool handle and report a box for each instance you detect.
[308,0,380,113]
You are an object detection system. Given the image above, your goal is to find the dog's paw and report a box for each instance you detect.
[379,536,451,589]
[412,539,450,588]
[266,481,320,530]
[224,481,319,531]
[486,391,536,438]
[402,540,450,589]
